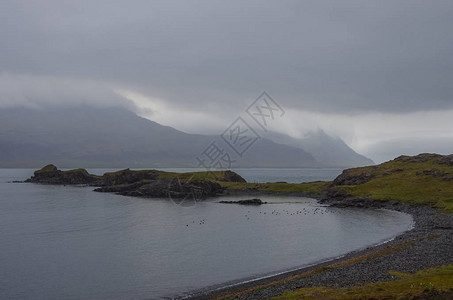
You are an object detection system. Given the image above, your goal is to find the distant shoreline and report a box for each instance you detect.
[186,192,453,299]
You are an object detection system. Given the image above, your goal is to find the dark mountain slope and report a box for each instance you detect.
[0,106,318,168]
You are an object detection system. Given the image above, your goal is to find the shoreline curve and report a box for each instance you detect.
[184,191,453,300]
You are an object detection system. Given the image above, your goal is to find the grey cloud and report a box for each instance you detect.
[0,74,135,110]
[363,136,453,164]
[1,0,453,114]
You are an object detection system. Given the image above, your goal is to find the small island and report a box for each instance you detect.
[219,198,267,205]
[25,164,246,199]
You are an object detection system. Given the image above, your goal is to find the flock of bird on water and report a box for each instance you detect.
[184,205,351,227]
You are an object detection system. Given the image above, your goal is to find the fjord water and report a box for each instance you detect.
[0,169,413,300]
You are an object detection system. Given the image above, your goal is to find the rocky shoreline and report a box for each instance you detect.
[187,192,453,300]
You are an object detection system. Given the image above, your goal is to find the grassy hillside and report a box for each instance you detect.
[274,264,453,300]
[219,153,453,212]
[330,153,453,212]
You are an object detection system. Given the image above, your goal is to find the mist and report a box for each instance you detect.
[1,0,453,163]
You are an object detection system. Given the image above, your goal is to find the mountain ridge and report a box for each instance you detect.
[266,130,374,167]
[0,106,373,168]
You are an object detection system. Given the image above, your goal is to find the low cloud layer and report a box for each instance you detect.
[0,74,133,110]
[1,1,452,162]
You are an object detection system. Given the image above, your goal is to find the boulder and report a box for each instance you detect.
[436,154,453,166]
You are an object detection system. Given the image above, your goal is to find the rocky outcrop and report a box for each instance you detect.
[393,153,453,166]
[26,165,236,199]
[116,179,223,199]
[219,198,266,205]
[323,153,453,209]
[332,166,379,186]
[332,153,453,187]
[416,169,449,177]
[93,181,149,193]
[99,169,160,186]
[436,154,453,166]
[25,164,100,185]
[415,168,453,182]
[320,194,388,209]
[218,171,247,183]
[394,153,445,163]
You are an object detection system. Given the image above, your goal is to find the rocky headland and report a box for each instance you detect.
[25,164,245,199]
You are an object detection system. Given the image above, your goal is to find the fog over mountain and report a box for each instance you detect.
[0,106,372,168]
[1,1,452,162]
[266,130,373,167]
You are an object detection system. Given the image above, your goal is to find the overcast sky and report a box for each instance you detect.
[1,0,453,162]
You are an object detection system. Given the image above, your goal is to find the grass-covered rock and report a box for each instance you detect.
[217,153,453,213]
[329,153,453,212]
[26,164,101,185]
[26,165,245,199]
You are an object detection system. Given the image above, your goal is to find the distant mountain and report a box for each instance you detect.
[265,130,374,167]
[0,106,319,168]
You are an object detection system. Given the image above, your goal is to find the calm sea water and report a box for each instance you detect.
[0,169,413,300]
